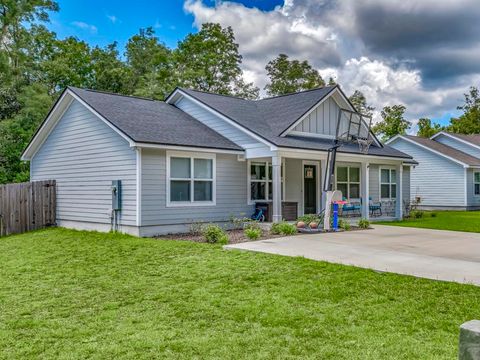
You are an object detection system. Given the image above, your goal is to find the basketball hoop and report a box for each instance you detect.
[357,137,373,154]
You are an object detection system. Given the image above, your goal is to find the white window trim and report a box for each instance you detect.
[166,151,216,207]
[474,171,480,196]
[379,166,397,200]
[247,159,286,205]
[335,165,361,201]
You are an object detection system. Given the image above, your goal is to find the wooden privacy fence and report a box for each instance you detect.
[0,180,56,237]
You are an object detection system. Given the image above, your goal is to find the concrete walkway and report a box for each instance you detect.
[225,225,480,286]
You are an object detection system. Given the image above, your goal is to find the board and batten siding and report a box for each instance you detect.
[434,134,480,159]
[389,138,466,208]
[31,99,137,227]
[140,148,252,230]
[292,97,339,136]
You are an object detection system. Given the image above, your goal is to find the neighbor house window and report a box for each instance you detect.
[336,166,360,199]
[249,161,284,202]
[475,172,480,196]
[167,152,215,206]
[380,168,397,199]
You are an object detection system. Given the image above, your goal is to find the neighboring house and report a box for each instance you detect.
[22,85,414,236]
[387,132,480,210]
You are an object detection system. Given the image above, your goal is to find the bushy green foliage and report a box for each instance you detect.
[271,222,297,235]
[338,219,351,231]
[296,214,320,224]
[410,210,424,219]
[244,227,262,240]
[202,224,229,245]
[358,218,370,229]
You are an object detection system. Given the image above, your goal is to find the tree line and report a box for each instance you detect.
[1,1,479,183]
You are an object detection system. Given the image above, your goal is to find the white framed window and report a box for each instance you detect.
[474,172,480,196]
[335,166,360,200]
[380,167,397,200]
[166,151,216,207]
[248,160,285,203]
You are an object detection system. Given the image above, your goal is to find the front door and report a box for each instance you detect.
[304,164,317,214]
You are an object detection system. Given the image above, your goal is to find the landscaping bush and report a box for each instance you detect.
[189,221,204,236]
[202,224,229,244]
[358,218,370,229]
[244,227,262,240]
[410,210,424,219]
[271,221,297,235]
[338,219,351,231]
[296,214,320,224]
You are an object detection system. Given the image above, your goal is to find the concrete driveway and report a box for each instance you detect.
[225,225,480,286]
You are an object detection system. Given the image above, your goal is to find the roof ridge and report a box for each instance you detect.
[408,134,480,162]
[181,87,249,101]
[68,86,158,102]
[258,85,336,101]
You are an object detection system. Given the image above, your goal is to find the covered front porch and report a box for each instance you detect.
[247,148,410,223]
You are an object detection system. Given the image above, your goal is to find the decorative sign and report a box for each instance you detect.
[305,167,314,179]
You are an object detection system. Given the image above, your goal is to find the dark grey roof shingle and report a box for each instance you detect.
[179,87,413,159]
[405,135,480,166]
[68,87,242,151]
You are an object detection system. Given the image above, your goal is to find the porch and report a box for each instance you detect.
[247,149,410,223]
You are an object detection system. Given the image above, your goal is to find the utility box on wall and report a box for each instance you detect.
[111,180,122,211]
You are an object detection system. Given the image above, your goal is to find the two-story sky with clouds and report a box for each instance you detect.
[47,0,480,128]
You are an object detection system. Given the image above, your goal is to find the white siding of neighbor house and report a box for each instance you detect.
[140,148,252,228]
[31,100,137,226]
[435,134,480,159]
[466,169,480,208]
[389,138,466,208]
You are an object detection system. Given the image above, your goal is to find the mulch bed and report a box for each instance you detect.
[157,229,294,244]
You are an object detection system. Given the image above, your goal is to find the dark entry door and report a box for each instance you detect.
[304,164,317,214]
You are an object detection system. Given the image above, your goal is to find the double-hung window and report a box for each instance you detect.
[380,168,397,199]
[474,172,480,196]
[336,166,360,200]
[249,161,284,202]
[167,152,215,206]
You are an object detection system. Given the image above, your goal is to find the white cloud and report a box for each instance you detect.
[106,14,118,24]
[183,0,478,125]
[71,21,97,34]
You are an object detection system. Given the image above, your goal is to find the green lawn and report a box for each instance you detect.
[376,211,480,233]
[1,229,479,359]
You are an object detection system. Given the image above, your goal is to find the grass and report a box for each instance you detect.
[1,228,480,359]
[376,210,480,233]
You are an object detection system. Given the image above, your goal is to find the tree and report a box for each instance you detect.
[417,118,443,137]
[372,104,411,142]
[447,86,480,134]
[328,77,336,86]
[349,90,374,117]
[264,54,325,96]
[174,23,258,99]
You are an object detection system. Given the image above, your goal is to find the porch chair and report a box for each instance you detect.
[369,197,382,217]
[341,197,361,217]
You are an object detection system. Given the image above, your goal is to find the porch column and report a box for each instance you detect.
[320,158,327,211]
[272,153,282,223]
[361,162,370,219]
[395,164,403,219]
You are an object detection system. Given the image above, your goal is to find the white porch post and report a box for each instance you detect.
[361,162,369,219]
[396,164,403,219]
[320,158,327,211]
[272,153,282,223]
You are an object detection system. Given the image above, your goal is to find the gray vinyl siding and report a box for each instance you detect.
[284,158,305,215]
[435,134,480,158]
[466,169,480,207]
[369,165,380,202]
[175,97,264,149]
[141,148,252,226]
[31,100,137,226]
[389,138,466,207]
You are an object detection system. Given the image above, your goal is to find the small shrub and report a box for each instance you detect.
[244,227,262,240]
[229,215,251,230]
[202,224,229,244]
[410,210,424,219]
[297,214,320,224]
[270,222,281,235]
[338,219,351,231]
[189,221,204,236]
[430,212,437,218]
[358,218,370,229]
[275,222,297,235]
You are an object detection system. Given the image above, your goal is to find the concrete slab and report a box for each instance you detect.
[224,225,480,286]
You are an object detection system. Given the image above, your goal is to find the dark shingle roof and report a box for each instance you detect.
[405,135,480,166]
[68,87,242,151]
[443,132,480,147]
[178,87,412,159]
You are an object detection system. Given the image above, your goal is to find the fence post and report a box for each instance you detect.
[459,320,480,359]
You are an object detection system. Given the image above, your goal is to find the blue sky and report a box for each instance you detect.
[47,0,282,51]
[44,0,477,126]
